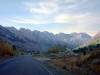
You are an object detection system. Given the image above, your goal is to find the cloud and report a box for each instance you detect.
[10,17,50,24]
[53,12,100,24]
[24,1,58,15]
[52,12,100,34]
[24,0,90,15]
[4,0,99,35]
[53,13,86,23]
[20,0,93,24]
[54,14,70,23]
[59,0,89,8]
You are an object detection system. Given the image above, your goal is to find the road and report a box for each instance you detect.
[0,55,53,75]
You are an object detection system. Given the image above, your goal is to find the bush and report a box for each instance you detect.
[0,41,13,56]
[48,45,66,53]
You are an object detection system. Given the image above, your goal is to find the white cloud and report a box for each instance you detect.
[24,1,58,15]
[54,14,71,23]
[10,17,50,24]
[53,13,86,23]
[53,12,100,34]
[24,0,92,21]
[59,0,90,9]
[23,0,91,16]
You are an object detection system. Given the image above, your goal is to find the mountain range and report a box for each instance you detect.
[0,25,93,52]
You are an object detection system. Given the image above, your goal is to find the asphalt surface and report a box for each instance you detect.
[0,55,53,75]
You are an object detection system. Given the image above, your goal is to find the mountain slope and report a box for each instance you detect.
[87,31,100,45]
[0,25,92,51]
[56,32,91,48]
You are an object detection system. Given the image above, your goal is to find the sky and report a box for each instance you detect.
[0,0,100,35]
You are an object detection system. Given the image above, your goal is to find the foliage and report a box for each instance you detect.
[50,43,100,74]
[0,39,26,57]
[48,45,66,53]
[73,44,100,55]
[0,40,13,56]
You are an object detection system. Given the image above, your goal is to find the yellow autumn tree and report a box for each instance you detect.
[0,41,13,56]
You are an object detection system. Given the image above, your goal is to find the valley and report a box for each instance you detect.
[0,25,100,75]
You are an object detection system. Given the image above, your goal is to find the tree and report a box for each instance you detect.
[0,41,13,56]
[12,45,16,50]
[96,44,100,48]
[48,45,66,53]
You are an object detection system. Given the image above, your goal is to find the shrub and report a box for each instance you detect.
[0,41,13,56]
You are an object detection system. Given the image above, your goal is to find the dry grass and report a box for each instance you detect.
[50,49,100,74]
[51,59,65,67]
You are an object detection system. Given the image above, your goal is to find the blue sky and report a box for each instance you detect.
[0,0,100,35]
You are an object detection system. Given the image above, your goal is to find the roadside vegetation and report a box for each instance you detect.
[46,43,100,75]
[0,39,27,58]
[0,37,100,75]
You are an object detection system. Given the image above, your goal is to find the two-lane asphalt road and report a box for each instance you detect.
[0,55,53,75]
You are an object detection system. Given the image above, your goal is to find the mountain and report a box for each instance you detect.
[0,25,39,51]
[0,25,92,52]
[93,31,100,43]
[6,27,62,51]
[56,32,91,48]
[87,31,100,45]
